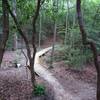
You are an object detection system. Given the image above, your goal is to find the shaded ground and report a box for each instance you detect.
[0,49,54,100]
[51,62,96,100]
[0,67,33,100]
[0,37,97,100]
[40,51,97,100]
[0,67,54,100]
[35,47,80,100]
[0,47,81,100]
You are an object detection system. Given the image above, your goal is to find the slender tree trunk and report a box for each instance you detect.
[76,0,100,100]
[50,0,58,68]
[0,0,9,67]
[12,0,18,50]
[39,12,42,49]
[62,0,64,10]
[97,73,100,100]
[30,57,36,88]
[31,0,42,86]
[64,0,69,45]
[73,10,76,27]
[50,21,57,68]
[6,0,43,89]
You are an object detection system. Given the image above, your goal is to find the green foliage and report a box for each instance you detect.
[17,0,35,25]
[54,45,93,69]
[1,0,100,68]
[34,84,45,96]
[52,0,100,69]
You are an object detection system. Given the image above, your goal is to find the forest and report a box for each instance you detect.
[0,0,100,100]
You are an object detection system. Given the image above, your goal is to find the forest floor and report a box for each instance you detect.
[0,66,54,100]
[0,37,97,100]
[40,37,97,100]
[40,50,97,100]
[0,49,55,100]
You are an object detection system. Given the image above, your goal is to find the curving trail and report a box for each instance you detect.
[34,47,80,100]
[0,47,96,100]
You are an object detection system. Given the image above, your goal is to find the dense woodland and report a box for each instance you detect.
[0,0,100,100]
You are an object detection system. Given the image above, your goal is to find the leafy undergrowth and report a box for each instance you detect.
[53,45,93,70]
[34,84,45,96]
[40,47,97,84]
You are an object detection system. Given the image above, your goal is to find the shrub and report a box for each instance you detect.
[34,84,45,96]
[54,45,93,69]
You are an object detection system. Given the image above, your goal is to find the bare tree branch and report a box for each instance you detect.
[31,0,42,62]
[32,0,42,42]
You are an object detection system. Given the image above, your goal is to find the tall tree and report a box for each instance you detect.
[12,0,18,50]
[76,0,100,100]
[39,11,42,49]
[50,21,57,68]
[64,0,69,45]
[6,0,43,89]
[50,0,58,68]
[0,0,9,67]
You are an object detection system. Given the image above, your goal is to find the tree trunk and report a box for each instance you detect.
[76,0,100,100]
[64,0,69,45]
[0,0,9,67]
[30,58,36,88]
[97,73,100,100]
[12,0,18,50]
[50,21,57,68]
[6,0,43,89]
[39,12,42,49]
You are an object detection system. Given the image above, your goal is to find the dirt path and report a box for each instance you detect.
[35,64,81,100]
[35,47,81,100]
[39,48,96,100]
[53,62,96,100]
[53,68,96,100]
[0,47,96,100]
